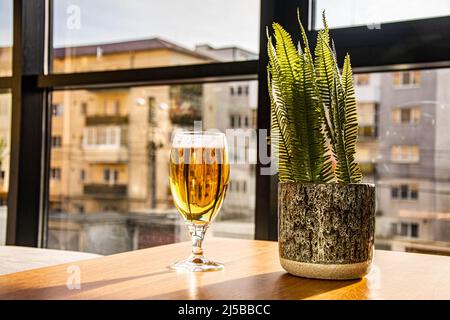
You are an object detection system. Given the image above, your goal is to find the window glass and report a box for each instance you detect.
[0,92,11,245]
[52,0,260,73]
[354,68,450,255]
[0,0,13,76]
[314,0,450,29]
[48,80,257,254]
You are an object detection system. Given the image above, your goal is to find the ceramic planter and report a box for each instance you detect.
[278,182,375,280]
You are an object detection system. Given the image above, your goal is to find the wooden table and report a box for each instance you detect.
[1,238,449,300]
[0,246,101,276]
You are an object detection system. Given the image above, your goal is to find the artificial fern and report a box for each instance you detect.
[268,10,362,184]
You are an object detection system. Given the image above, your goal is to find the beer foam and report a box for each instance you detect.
[172,132,225,148]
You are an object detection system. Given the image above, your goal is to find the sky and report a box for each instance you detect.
[1,0,450,50]
[52,0,260,52]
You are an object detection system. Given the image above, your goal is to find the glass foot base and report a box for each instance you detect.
[169,255,224,272]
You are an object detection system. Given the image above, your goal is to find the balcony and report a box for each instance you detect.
[83,184,128,198]
[85,115,129,126]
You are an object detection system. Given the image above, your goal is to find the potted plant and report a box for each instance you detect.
[267,11,375,280]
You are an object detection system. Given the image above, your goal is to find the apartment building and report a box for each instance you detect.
[354,73,380,183]
[198,45,258,238]
[376,70,450,254]
[45,38,260,253]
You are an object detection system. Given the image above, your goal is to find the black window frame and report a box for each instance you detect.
[2,0,450,246]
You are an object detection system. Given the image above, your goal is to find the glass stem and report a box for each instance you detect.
[189,224,206,257]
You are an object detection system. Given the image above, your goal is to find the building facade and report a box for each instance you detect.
[376,70,450,254]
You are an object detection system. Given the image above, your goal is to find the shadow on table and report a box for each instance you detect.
[1,269,172,299]
[147,271,366,300]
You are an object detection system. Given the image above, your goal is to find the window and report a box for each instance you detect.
[237,86,243,95]
[147,97,156,125]
[52,0,260,73]
[84,126,121,149]
[359,126,375,137]
[6,1,450,258]
[314,0,450,29]
[52,104,64,116]
[51,136,62,148]
[356,74,370,86]
[411,224,419,238]
[393,222,420,238]
[0,93,10,245]
[393,71,421,87]
[392,107,421,124]
[391,145,420,163]
[81,102,88,115]
[105,100,120,116]
[48,82,257,253]
[50,168,61,181]
[0,1,13,76]
[391,184,419,200]
[103,168,119,185]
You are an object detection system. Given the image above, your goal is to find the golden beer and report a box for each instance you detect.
[169,147,230,225]
[169,131,229,272]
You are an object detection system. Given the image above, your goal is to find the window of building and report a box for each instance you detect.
[359,125,375,137]
[51,136,62,148]
[391,184,419,200]
[230,115,235,128]
[81,102,88,115]
[400,223,408,236]
[148,97,156,125]
[391,145,420,163]
[80,170,85,182]
[251,109,257,127]
[104,100,121,116]
[411,224,419,238]
[393,222,420,238]
[103,168,119,185]
[392,107,421,124]
[52,104,64,117]
[393,71,421,87]
[355,74,370,86]
[84,126,121,149]
[230,87,234,96]
[237,86,243,96]
[50,168,61,181]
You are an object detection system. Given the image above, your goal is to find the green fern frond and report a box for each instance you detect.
[267,11,362,184]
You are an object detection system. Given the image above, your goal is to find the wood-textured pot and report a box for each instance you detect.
[278,182,375,280]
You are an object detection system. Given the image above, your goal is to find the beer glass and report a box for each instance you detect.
[169,131,230,272]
